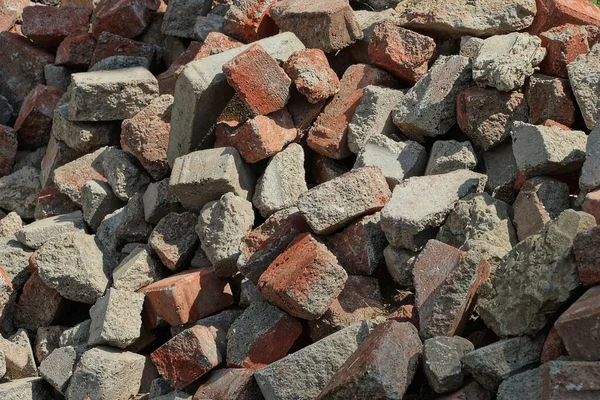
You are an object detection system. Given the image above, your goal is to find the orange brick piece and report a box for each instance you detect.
[222,0,278,43]
[92,0,160,39]
[140,268,234,327]
[283,49,340,104]
[14,84,63,150]
[530,0,600,35]
[540,24,599,78]
[258,232,348,320]
[222,43,292,115]
[55,32,96,69]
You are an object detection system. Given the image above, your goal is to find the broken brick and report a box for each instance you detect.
[90,31,156,69]
[539,23,596,78]
[525,73,577,126]
[222,0,278,43]
[55,32,97,69]
[21,6,91,50]
[92,0,160,39]
[13,84,63,150]
[529,0,600,35]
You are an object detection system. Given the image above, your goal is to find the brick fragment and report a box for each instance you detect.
[90,32,156,69]
[35,186,80,220]
[283,49,340,104]
[53,148,107,205]
[149,211,198,271]
[0,267,16,334]
[541,326,568,364]
[425,140,477,175]
[14,85,63,150]
[16,210,86,249]
[573,226,600,286]
[38,346,76,394]
[21,6,91,50]
[0,329,37,380]
[194,368,262,400]
[539,24,596,78]
[529,0,600,35]
[92,0,160,39]
[526,73,577,126]
[222,0,278,43]
[566,43,600,129]
[142,178,184,224]
[0,126,17,177]
[40,136,82,188]
[541,360,600,398]
[55,32,96,69]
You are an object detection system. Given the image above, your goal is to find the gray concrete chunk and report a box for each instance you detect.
[0,377,53,400]
[113,247,166,292]
[102,147,151,202]
[0,166,42,220]
[15,211,86,249]
[567,43,600,129]
[580,123,600,193]
[81,179,124,231]
[52,104,119,153]
[162,0,212,39]
[423,336,474,394]
[39,346,76,394]
[425,140,477,176]
[143,178,184,224]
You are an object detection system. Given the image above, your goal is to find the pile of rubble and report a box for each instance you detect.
[1,0,600,398]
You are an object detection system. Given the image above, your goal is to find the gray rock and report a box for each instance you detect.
[567,43,600,129]
[253,143,308,218]
[511,121,587,177]
[143,178,184,224]
[67,67,159,121]
[381,169,487,251]
[81,179,124,231]
[39,346,76,394]
[239,278,262,308]
[44,64,72,93]
[423,336,474,394]
[101,147,150,202]
[88,56,150,72]
[0,166,41,219]
[195,13,224,41]
[383,245,416,287]
[0,239,33,291]
[460,36,484,60]
[0,212,23,240]
[169,147,255,212]
[162,0,212,39]
[15,211,86,249]
[478,210,596,337]
[197,192,254,277]
[461,336,543,390]
[113,247,166,292]
[152,391,193,400]
[347,86,404,154]
[52,104,119,153]
[354,134,427,188]
[0,377,53,400]
[393,55,472,142]
[35,232,113,304]
[425,140,477,175]
[34,326,65,364]
[59,320,91,348]
[496,366,543,400]
[482,141,519,204]
[472,32,545,91]
[148,211,199,271]
[65,347,146,400]
[580,122,600,193]
[52,147,107,206]
[0,94,14,125]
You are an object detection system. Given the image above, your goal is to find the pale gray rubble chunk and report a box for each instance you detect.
[580,122,600,193]
[253,143,308,218]
[0,349,5,378]
[0,212,23,239]
[297,166,391,235]
[472,32,546,91]
[239,278,262,307]
[381,169,487,251]
[0,94,14,125]
[0,377,53,400]
[81,179,124,231]
[167,32,304,165]
[478,210,596,337]
[496,366,543,400]
[39,346,76,394]
[425,140,477,175]
[383,245,416,287]
[195,13,224,41]
[461,336,543,391]
[567,43,600,129]
[169,147,255,212]
[392,55,472,142]
[347,86,404,154]
[197,192,254,277]
[88,288,145,349]
[354,134,427,188]
[437,193,517,268]
[44,64,72,92]
[162,0,212,39]
[65,347,146,400]
[52,104,119,153]
[148,211,199,271]
[33,189,80,221]
[513,177,570,241]
[35,232,113,304]
[482,141,519,204]
[143,178,184,224]
[67,67,159,121]
[254,320,378,400]
[15,211,86,249]
[0,329,38,380]
[101,147,151,202]
[0,239,33,290]
[394,0,537,37]
[88,56,150,72]
[113,247,166,292]
[459,36,484,60]
[34,326,65,364]
[511,121,587,177]
[60,320,91,348]
[0,166,41,219]
[423,336,474,394]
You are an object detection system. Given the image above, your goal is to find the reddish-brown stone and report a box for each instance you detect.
[257,232,348,320]
[0,0,28,32]
[222,0,278,43]
[21,6,91,50]
[539,24,594,78]
[283,49,340,104]
[223,43,291,115]
[573,226,600,287]
[542,360,600,399]
[287,88,326,136]
[530,0,600,35]
[55,32,96,69]
[368,21,436,84]
[40,135,83,188]
[555,285,600,361]
[0,126,17,177]
[140,268,235,327]
[151,325,221,389]
[543,119,573,130]
[92,0,160,39]
[13,84,63,150]
[194,368,262,400]
[52,149,107,206]
[89,32,156,69]
[34,185,79,219]
[526,74,577,126]
[582,190,600,224]
[388,304,419,330]
[307,64,397,159]
[541,326,568,364]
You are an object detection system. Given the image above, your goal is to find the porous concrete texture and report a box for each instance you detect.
[567,43,600,129]
[15,210,86,249]
[425,140,477,175]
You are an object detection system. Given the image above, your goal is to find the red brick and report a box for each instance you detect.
[257,232,348,320]
[541,326,568,364]
[92,0,160,39]
[0,126,17,177]
[530,0,600,35]
[0,0,28,32]
[270,0,363,53]
[543,119,573,130]
[40,136,83,188]
[89,32,156,69]
[308,275,384,341]
[140,268,234,327]
[368,21,436,84]
[539,24,592,78]
[194,368,262,400]
[525,74,577,127]
[55,32,96,69]
[283,49,340,104]
[151,325,221,389]
[222,43,291,115]
[222,0,278,43]
[555,285,600,360]
[216,108,298,163]
[582,190,600,224]
[52,149,108,205]
[0,32,54,112]
[287,88,326,136]
[388,304,419,330]
[307,64,397,159]
[317,321,422,400]
[21,6,91,50]
[309,154,349,184]
[542,360,600,399]
[413,239,490,339]
[14,85,63,150]
[573,226,600,286]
